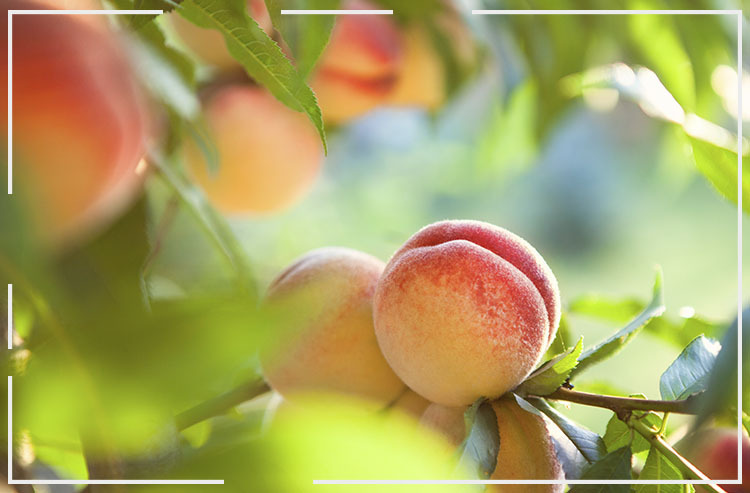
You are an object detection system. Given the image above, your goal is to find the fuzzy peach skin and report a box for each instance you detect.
[309,0,402,125]
[373,220,561,406]
[4,0,149,247]
[170,0,272,70]
[260,247,406,404]
[420,398,564,493]
[184,86,323,214]
[679,428,750,493]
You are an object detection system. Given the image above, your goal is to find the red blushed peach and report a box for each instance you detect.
[184,85,323,214]
[420,398,564,492]
[680,428,750,493]
[5,0,149,247]
[260,247,406,404]
[374,220,561,406]
[170,0,272,70]
[310,0,402,125]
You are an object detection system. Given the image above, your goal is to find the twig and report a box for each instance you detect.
[175,379,271,431]
[541,387,702,418]
[629,418,728,493]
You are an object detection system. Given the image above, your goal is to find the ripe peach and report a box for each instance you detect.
[260,247,405,404]
[373,220,561,406]
[420,398,564,492]
[170,0,272,70]
[680,428,750,492]
[310,0,402,124]
[5,0,149,247]
[183,85,323,214]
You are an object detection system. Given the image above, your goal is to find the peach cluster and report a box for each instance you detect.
[170,1,474,214]
[5,0,150,248]
[260,219,563,482]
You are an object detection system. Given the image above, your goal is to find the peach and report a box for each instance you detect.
[170,0,272,70]
[387,11,476,112]
[373,220,561,406]
[5,0,149,247]
[385,25,445,111]
[420,398,565,492]
[310,0,402,125]
[260,247,405,404]
[680,428,750,492]
[183,85,323,214]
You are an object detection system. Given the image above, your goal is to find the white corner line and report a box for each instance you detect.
[736,10,744,487]
[6,284,12,350]
[8,9,164,15]
[9,480,225,485]
[7,10,12,195]
[8,377,223,486]
[6,8,163,196]
[7,376,11,483]
[6,10,227,486]
[281,9,393,15]
[471,9,742,15]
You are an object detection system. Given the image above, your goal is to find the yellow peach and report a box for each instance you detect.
[184,85,323,214]
[260,247,405,404]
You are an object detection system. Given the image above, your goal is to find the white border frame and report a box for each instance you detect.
[4,6,743,490]
[6,9,222,486]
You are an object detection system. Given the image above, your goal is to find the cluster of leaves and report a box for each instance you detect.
[457,269,742,490]
[476,0,746,213]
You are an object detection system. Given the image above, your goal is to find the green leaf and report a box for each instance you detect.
[660,335,721,401]
[604,409,662,455]
[571,268,665,378]
[568,446,632,492]
[545,312,573,358]
[569,295,644,324]
[635,446,684,491]
[126,0,184,30]
[127,21,200,120]
[373,0,443,21]
[516,337,583,397]
[694,308,749,429]
[628,0,695,110]
[266,0,339,78]
[645,315,720,349]
[179,0,326,151]
[529,398,606,464]
[689,136,749,215]
[455,399,499,479]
